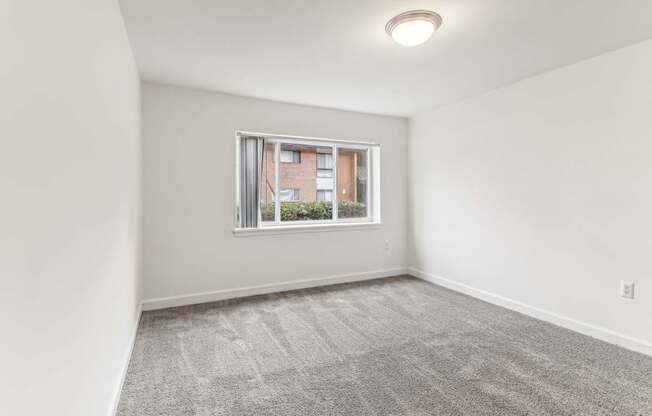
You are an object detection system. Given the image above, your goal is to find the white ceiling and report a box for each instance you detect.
[120,0,652,117]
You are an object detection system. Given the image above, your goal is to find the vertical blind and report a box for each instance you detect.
[239,136,264,228]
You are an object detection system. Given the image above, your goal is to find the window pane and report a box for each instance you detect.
[280,150,300,163]
[260,142,276,222]
[280,150,292,163]
[337,148,367,218]
[316,190,333,202]
[280,188,300,201]
[279,143,333,222]
[316,153,333,169]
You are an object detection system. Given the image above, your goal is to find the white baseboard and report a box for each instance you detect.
[408,267,652,357]
[142,267,408,311]
[110,300,143,416]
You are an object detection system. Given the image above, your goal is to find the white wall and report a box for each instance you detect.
[142,83,407,302]
[409,40,652,353]
[1,1,141,415]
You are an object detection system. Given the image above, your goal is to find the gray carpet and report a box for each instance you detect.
[117,276,652,415]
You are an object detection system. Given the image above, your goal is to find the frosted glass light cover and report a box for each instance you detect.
[385,10,442,47]
[391,20,435,47]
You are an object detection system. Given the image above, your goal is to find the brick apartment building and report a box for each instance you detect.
[261,144,364,205]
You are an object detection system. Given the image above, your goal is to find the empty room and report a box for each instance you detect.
[4,0,652,415]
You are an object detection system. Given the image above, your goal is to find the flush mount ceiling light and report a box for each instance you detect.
[385,10,442,47]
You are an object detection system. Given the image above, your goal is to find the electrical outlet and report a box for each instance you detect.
[384,240,390,251]
[620,281,635,299]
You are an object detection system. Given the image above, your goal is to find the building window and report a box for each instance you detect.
[280,188,300,201]
[280,150,301,163]
[236,131,380,231]
[316,190,333,202]
[316,153,333,169]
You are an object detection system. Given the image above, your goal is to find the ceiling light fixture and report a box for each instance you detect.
[385,10,442,47]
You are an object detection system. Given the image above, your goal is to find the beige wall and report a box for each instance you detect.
[408,39,652,353]
[1,1,142,415]
[142,83,407,301]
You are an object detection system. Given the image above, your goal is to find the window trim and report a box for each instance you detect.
[233,221,382,237]
[234,131,380,235]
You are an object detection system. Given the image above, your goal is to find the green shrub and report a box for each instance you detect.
[337,200,367,218]
[260,202,275,222]
[259,200,366,221]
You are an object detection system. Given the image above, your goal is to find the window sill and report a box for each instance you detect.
[233,221,382,237]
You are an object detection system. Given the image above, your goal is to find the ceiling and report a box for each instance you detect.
[120,0,652,117]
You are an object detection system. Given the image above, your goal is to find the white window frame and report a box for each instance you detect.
[234,131,381,236]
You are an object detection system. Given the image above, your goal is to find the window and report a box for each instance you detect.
[316,153,333,169]
[236,131,380,233]
[280,150,301,163]
[337,148,367,218]
[280,188,300,201]
[316,190,333,202]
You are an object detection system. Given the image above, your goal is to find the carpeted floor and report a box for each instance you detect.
[117,276,652,415]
